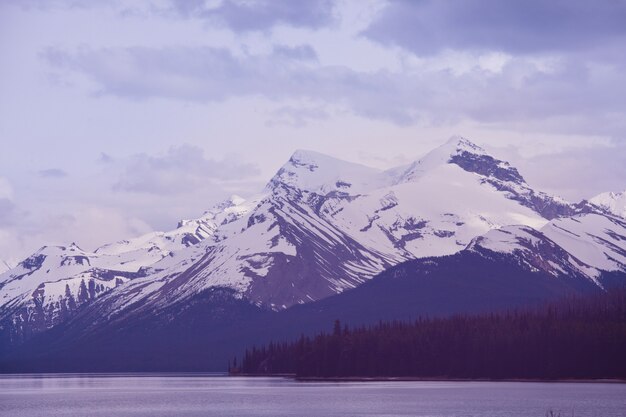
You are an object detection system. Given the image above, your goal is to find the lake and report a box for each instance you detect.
[1,374,625,416]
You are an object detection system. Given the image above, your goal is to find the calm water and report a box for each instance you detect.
[0,374,625,417]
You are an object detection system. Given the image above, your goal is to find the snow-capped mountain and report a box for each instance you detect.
[81,137,562,318]
[0,136,624,347]
[590,191,626,219]
[0,195,249,343]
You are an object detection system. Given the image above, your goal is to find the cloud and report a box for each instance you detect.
[1,0,118,11]
[0,199,17,227]
[111,144,260,194]
[38,168,68,178]
[516,141,626,200]
[0,178,13,200]
[168,0,336,32]
[41,45,327,102]
[364,0,626,55]
[3,0,337,31]
[267,104,330,127]
[272,45,318,62]
[0,148,262,263]
[0,204,154,265]
[42,45,626,137]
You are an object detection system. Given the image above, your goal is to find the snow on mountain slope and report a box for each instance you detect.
[590,191,626,218]
[468,213,626,283]
[0,243,141,343]
[468,225,600,282]
[89,195,249,276]
[541,214,626,276]
[0,243,120,309]
[325,157,549,260]
[88,190,392,317]
[305,136,571,264]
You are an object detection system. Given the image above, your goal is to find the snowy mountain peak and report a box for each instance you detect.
[266,149,383,195]
[391,136,523,186]
[35,244,87,256]
[229,194,246,206]
[590,190,626,218]
[68,242,83,252]
[175,195,248,229]
[443,137,526,185]
[422,135,487,164]
[289,149,330,166]
[442,135,487,156]
[209,194,246,211]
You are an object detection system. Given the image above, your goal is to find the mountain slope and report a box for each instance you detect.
[467,215,626,282]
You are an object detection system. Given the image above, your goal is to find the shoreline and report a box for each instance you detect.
[231,373,626,384]
[1,372,624,384]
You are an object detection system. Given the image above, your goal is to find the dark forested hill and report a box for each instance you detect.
[239,289,626,379]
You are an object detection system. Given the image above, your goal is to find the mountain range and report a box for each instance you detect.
[1,136,625,371]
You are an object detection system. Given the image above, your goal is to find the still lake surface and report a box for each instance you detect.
[0,374,625,416]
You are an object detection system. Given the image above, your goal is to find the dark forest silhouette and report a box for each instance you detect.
[236,289,626,379]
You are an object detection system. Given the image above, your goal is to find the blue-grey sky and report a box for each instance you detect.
[1,0,625,263]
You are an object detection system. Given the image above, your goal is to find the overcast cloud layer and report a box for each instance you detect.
[0,0,625,264]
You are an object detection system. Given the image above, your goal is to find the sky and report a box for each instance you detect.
[1,0,626,265]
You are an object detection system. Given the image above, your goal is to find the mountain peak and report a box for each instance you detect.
[443,137,526,185]
[289,149,330,164]
[391,136,508,185]
[205,194,246,213]
[266,149,383,195]
[590,190,626,218]
[441,135,487,156]
[68,242,83,251]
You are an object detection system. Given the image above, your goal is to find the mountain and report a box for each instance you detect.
[0,195,248,345]
[590,190,626,218]
[85,137,576,314]
[28,137,553,324]
[4,216,621,372]
[0,136,624,361]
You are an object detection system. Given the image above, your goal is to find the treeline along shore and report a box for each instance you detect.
[232,288,626,380]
